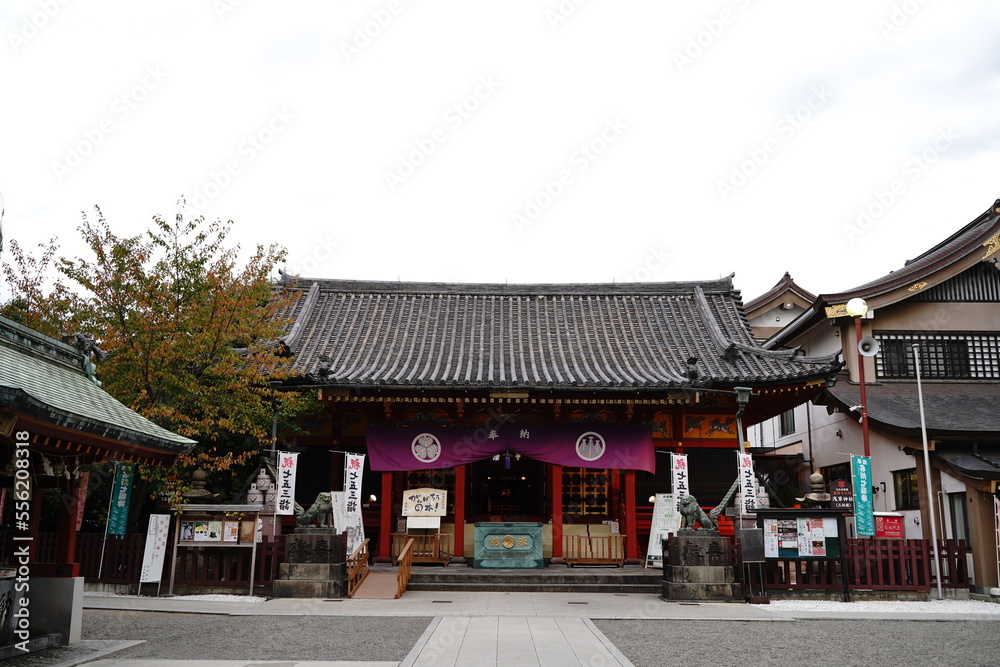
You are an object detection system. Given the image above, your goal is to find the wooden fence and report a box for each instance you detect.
[172,537,286,588]
[740,538,969,592]
[15,532,286,587]
[563,534,626,567]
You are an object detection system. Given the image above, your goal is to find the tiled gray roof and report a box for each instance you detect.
[824,379,1000,437]
[935,447,1000,480]
[280,276,841,390]
[0,316,195,453]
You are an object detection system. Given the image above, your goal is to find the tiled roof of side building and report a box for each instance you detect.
[277,275,841,390]
[0,315,195,453]
[766,197,1000,350]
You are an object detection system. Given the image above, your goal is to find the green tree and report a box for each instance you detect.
[0,236,76,335]
[5,205,319,508]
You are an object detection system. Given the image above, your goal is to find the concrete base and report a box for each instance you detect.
[273,562,347,598]
[661,535,740,602]
[32,577,84,644]
[662,581,741,601]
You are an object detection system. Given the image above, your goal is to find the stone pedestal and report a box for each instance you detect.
[661,532,740,602]
[273,531,348,598]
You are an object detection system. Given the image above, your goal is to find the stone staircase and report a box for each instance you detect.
[404,565,662,594]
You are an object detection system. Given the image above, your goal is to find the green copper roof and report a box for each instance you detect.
[0,315,195,453]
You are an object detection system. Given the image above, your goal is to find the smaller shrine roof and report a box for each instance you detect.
[0,315,195,454]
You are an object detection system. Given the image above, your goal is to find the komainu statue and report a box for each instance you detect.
[295,491,334,527]
[677,495,718,532]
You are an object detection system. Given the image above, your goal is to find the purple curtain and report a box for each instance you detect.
[365,424,654,473]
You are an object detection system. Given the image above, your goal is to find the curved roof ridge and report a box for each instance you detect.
[277,275,739,297]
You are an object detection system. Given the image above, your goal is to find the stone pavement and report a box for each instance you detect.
[9,592,1000,667]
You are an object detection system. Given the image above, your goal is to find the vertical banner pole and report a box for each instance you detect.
[914,344,943,599]
[97,460,118,580]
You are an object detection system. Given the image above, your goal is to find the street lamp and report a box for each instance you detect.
[845,297,871,458]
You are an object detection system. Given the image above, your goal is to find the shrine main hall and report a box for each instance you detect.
[275,276,841,564]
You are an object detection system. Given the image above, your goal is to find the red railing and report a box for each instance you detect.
[741,538,970,592]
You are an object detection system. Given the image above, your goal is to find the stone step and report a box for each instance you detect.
[405,567,662,593]
[407,581,662,594]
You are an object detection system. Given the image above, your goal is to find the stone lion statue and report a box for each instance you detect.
[677,495,718,532]
[296,491,334,527]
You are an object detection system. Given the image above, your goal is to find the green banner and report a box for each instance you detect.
[851,456,875,537]
[108,462,135,536]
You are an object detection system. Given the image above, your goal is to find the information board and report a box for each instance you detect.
[762,516,841,559]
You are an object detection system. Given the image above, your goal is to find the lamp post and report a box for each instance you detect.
[913,343,944,600]
[845,298,871,458]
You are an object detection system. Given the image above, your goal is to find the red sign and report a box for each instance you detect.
[874,514,904,539]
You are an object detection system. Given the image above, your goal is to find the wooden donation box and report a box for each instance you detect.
[472,522,544,568]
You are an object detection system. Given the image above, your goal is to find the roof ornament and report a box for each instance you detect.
[62,332,109,362]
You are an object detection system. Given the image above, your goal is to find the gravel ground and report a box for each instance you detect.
[594,619,1000,667]
[82,610,433,662]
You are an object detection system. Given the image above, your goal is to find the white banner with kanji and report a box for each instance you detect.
[276,451,298,516]
[140,514,171,583]
[738,452,757,514]
[671,453,689,512]
[344,453,366,554]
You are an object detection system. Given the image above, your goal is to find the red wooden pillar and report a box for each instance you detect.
[453,465,466,561]
[623,469,639,562]
[378,471,392,561]
[54,477,82,576]
[550,464,564,562]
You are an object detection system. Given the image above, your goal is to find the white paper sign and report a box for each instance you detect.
[645,493,679,568]
[276,451,298,516]
[139,514,171,583]
[344,453,366,554]
[330,491,348,533]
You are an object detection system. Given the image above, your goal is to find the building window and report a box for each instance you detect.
[822,463,850,486]
[779,409,795,437]
[893,468,920,511]
[875,332,998,379]
[562,467,609,516]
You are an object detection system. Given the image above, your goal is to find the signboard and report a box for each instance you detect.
[402,487,448,517]
[343,453,366,554]
[738,453,756,514]
[330,491,348,534]
[671,453,689,506]
[275,452,298,516]
[851,456,875,537]
[874,513,904,539]
[139,514,170,583]
[830,478,854,511]
[645,493,679,567]
[108,462,135,536]
[762,517,840,559]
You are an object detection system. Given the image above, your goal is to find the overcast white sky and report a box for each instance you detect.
[2,1,999,301]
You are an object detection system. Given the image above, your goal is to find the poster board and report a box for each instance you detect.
[644,493,679,568]
[755,508,850,601]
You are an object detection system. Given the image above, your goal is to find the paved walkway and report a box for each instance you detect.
[9,592,1000,667]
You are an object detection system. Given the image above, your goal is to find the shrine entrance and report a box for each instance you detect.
[468,457,546,520]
